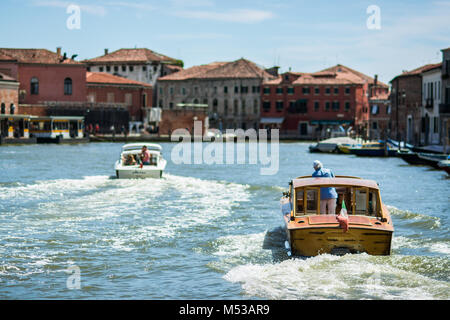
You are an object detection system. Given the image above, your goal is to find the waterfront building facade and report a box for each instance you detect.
[440,48,450,151]
[86,72,153,133]
[261,65,386,139]
[158,58,275,131]
[421,64,442,145]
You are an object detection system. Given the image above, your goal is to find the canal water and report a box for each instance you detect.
[0,142,448,299]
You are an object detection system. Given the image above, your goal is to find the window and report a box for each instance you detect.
[235,86,239,93]
[213,87,217,94]
[114,66,118,72]
[143,66,147,71]
[241,100,246,115]
[354,188,367,215]
[296,189,304,216]
[169,102,173,109]
[372,121,377,130]
[181,87,186,95]
[368,190,379,216]
[213,99,218,112]
[288,99,308,113]
[241,86,248,94]
[306,189,319,214]
[30,77,39,95]
[314,87,320,95]
[194,86,199,94]
[345,87,350,95]
[169,87,174,94]
[129,66,134,72]
[253,100,258,114]
[234,100,239,115]
[334,87,339,95]
[122,66,126,72]
[87,67,91,72]
[10,104,15,115]
[332,101,340,111]
[224,100,228,115]
[276,101,284,112]
[99,67,104,72]
[224,86,228,94]
[106,66,111,72]
[325,101,330,111]
[276,87,283,94]
[302,87,310,95]
[263,101,271,112]
[0,103,5,114]
[287,87,294,94]
[325,87,331,95]
[345,102,351,111]
[314,101,320,111]
[434,117,439,133]
[263,87,270,95]
[64,78,72,95]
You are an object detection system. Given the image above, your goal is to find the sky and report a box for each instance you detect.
[0,0,449,84]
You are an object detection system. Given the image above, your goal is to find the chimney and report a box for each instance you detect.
[104,48,109,55]
[374,74,378,86]
[56,47,61,56]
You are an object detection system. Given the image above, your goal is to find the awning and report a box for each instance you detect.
[260,117,285,124]
[310,120,352,125]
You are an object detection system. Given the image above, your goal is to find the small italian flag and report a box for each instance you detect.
[336,199,349,232]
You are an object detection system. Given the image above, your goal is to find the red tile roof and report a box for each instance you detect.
[159,58,274,81]
[84,48,177,64]
[369,92,390,101]
[0,48,82,65]
[86,72,152,87]
[391,62,442,81]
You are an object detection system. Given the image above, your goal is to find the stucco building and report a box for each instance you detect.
[158,58,275,131]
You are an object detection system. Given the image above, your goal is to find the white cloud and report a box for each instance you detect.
[174,8,274,23]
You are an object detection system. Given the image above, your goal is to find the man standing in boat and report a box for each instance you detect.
[140,145,151,166]
[312,160,338,214]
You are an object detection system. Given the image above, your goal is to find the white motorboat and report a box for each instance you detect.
[114,143,167,179]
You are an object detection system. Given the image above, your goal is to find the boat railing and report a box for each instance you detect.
[295,175,362,180]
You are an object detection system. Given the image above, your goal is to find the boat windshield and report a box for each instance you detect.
[294,186,380,217]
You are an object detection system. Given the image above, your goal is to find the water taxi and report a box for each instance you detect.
[349,141,398,157]
[281,176,394,256]
[114,143,167,179]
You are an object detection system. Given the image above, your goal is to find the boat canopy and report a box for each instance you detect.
[122,143,162,152]
[292,177,379,190]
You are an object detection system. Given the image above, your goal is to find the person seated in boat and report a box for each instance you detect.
[124,154,136,166]
[312,160,338,215]
[140,145,151,165]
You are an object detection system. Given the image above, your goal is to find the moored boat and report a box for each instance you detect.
[114,143,167,179]
[350,141,397,157]
[417,153,449,169]
[309,137,360,154]
[281,176,394,256]
[438,159,450,174]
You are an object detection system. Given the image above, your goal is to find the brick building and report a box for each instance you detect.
[390,64,440,145]
[261,64,386,139]
[158,58,275,131]
[86,72,153,133]
[0,47,86,109]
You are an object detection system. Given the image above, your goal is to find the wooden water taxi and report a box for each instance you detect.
[281,176,394,256]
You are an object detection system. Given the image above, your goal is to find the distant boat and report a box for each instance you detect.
[309,137,360,154]
[438,159,450,174]
[350,141,398,157]
[114,143,167,179]
[417,153,449,169]
[337,143,362,154]
[397,149,425,165]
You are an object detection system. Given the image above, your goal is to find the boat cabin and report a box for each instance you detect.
[120,143,162,166]
[290,176,383,219]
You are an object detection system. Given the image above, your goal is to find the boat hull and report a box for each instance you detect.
[351,148,397,157]
[116,168,163,179]
[286,226,392,256]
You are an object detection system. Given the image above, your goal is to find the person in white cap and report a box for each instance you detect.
[312,160,338,214]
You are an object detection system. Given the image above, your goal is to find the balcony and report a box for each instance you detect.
[439,103,450,114]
